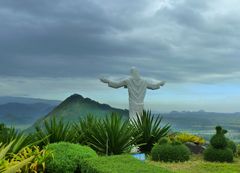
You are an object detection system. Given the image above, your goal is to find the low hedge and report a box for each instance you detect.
[151,139,191,162]
[81,155,172,173]
[204,146,233,163]
[45,142,97,173]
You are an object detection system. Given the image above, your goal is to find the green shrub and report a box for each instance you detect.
[81,155,172,173]
[131,110,171,153]
[151,142,190,162]
[237,144,240,157]
[204,146,233,162]
[227,139,237,154]
[204,126,234,162]
[152,138,191,162]
[45,142,97,173]
[210,126,228,149]
[86,113,137,155]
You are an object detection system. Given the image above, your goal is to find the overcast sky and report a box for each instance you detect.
[0,0,240,112]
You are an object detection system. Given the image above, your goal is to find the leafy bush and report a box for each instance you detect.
[227,139,237,154]
[0,141,34,173]
[203,146,233,162]
[45,142,97,173]
[81,155,172,173]
[174,133,205,145]
[151,140,191,162]
[131,110,171,153]
[11,145,52,173]
[86,113,137,155]
[204,126,233,162]
[237,144,240,157]
[35,116,76,147]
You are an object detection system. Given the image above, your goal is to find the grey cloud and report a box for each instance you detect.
[0,0,239,84]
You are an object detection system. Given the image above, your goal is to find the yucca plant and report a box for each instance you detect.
[0,124,37,155]
[35,116,76,147]
[73,114,98,145]
[131,110,171,153]
[86,113,137,155]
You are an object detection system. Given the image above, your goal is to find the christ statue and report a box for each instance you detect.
[100,67,165,120]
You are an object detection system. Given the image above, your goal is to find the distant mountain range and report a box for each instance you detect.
[161,110,240,131]
[0,96,61,105]
[0,96,60,125]
[1,94,240,142]
[0,103,55,124]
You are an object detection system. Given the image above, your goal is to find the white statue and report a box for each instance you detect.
[100,67,165,120]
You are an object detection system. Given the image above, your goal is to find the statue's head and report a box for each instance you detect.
[130,67,140,79]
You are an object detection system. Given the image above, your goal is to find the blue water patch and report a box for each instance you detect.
[132,153,146,161]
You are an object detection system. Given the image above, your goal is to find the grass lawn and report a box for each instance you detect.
[148,155,240,173]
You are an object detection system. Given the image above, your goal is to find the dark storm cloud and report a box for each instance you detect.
[0,0,239,83]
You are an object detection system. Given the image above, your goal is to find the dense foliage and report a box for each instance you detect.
[204,146,233,163]
[45,142,97,173]
[131,110,171,153]
[35,117,76,147]
[173,133,205,145]
[0,123,37,155]
[151,138,191,162]
[73,114,98,145]
[81,155,172,173]
[85,113,137,155]
[0,141,37,173]
[204,126,233,162]
[227,139,237,154]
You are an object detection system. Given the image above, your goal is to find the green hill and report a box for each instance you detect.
[33,93,129,125]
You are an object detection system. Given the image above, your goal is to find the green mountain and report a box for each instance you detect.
[34,94,129,123]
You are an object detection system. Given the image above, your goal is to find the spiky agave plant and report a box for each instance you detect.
[0,124,37,155]
[131,110,171,153]
[86,113,137,155]
[35,116,76,147]
[73,114,98,145]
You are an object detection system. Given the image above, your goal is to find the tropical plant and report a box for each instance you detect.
[45,142,97,173]
[174,133,205,145]
[151,138,191,162]
[131,110,171,153]
[0,124,37,155]
[73,114,98,145]
[35,116,76,147]
[0,141,34,173]
[11,145,52,173]
[86,113,137,155]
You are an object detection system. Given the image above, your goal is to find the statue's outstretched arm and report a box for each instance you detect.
[100,77,127,88]
[147,80,165,90]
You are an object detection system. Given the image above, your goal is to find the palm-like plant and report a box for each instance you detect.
[86,113,137,155]
[0,124,37,155]
[131,110,171,153]
[35,116,76,147]
[73,114,98,145]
